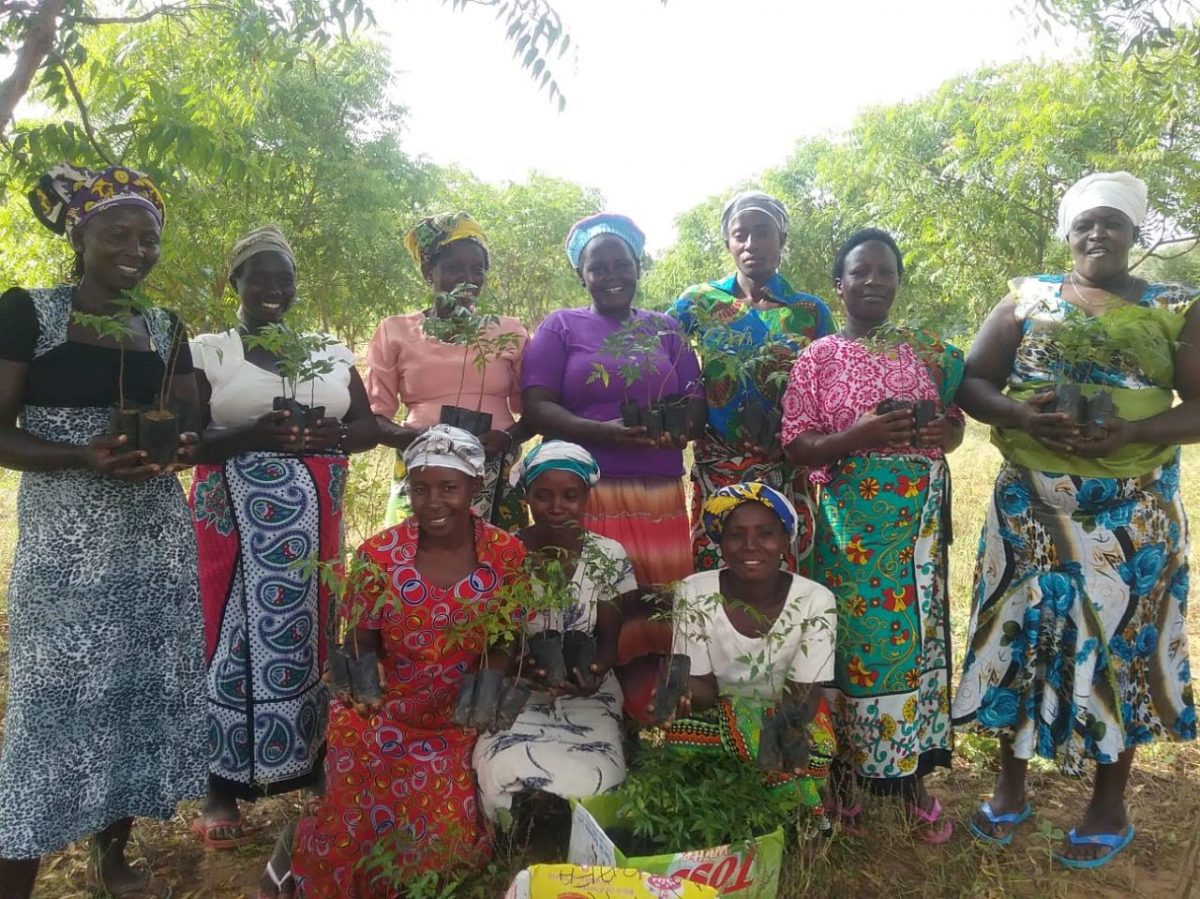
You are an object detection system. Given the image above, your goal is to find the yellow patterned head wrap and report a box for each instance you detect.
[404,212,489,270]
[702,481,798,545]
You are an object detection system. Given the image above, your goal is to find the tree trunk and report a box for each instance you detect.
[0,0,69,135]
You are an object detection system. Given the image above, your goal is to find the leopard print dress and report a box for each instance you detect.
[0,286,206,858]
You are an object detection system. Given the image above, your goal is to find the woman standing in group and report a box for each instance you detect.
[952,172,1197,868]
[782,228,963,841]
[0,165,206,899]
[669,190,832,574]
[521,213,703,715]
[187,226,377,848]
[522,213,703,591]
[366,213,528,529]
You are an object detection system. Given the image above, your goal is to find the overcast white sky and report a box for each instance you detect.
[376,0,1083,250]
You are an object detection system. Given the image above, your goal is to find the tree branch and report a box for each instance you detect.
[0,0,70,136]
[62,1,231,26]
[49,50,115,165]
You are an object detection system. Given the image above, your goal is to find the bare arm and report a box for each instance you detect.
[0,358,163,479]
[0,359,89,471]
[957,296,1079,453]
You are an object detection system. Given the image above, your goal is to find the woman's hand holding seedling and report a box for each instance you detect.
[169,431,201,471]
[253,408,303,453]
[645,686,692,726]
[917,416,947,449]
[479,429,513,460]
[597,420,657,449]
[1070,416,1134,457]
[1018,390,1079,453]
[302,417,342,452]
[850,407,914,449]
[85,434,162,482]
[736,438,782,461]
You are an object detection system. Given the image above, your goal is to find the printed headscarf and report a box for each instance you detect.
[404,212,489,270]
[565,213,646,269]
[227,225,297,284]
[28,163,165,239]
[702,481,798,545]
[509,440,601,489]
[403,424,486,479]
[1057,171,1148,239]
[720,190,789,242]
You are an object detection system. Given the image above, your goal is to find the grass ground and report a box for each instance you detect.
[0,424,1197,897]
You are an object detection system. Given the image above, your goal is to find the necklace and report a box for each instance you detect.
[1064,271,1133,310]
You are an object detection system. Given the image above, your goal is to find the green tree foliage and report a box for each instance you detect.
[0,14,609,345]
[647,52,1200,337]
[0,0,372,144]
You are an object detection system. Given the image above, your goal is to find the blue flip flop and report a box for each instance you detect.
[1053,825,1136,869]
[966,800,1033,847]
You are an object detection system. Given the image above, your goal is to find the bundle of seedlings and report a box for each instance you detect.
[73,289,188,465]
[423,287,522,437]
[240,322,341,448]
[587,317,697,443]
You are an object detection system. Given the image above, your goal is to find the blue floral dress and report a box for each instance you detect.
[952,276,1197,774]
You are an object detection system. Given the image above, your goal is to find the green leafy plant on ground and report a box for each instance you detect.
[615,745,794,855]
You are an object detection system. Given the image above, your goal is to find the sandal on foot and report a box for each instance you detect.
[908,795,954,845]
[967,800,1033,847]
[189,815,257,850]
[1053,825,1136,870]
[257,858,295,899]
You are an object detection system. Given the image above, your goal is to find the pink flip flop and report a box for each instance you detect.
[909,795,954,844]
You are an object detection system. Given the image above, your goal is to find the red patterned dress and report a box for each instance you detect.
[291,517,524,898]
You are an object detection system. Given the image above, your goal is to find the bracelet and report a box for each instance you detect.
[337,424,349,452]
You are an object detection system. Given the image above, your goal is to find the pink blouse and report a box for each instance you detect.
[781,334,963,484]
[365,312,527,429]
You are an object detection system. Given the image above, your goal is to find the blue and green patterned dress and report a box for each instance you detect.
[952,276,1197,773]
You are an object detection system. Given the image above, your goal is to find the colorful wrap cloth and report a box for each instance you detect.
[510,440,601,489]
[404,211,488,269]
[701,481,798,544]
[29,162,165,237]
[665,695,836,811]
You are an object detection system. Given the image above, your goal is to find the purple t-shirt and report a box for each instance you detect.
[522,307,703,479]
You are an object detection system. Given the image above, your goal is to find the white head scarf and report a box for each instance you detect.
[1057,172,1148,239]
[720,190,789,241]
[403,425,485,479]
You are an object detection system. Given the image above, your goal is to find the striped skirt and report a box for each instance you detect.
[581,475,692,720]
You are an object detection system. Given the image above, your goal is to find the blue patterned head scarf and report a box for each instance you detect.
[509,440,601,489]
[702,481,798,545]
[565,213,646,269]
[403,425,485,479]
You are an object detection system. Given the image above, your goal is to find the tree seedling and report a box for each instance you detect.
[241,322,343,449]
[587,317,693,442]
[73,289,187,465]
[424,286,522,437]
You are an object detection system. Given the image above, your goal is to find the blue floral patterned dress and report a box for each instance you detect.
[952,276,1197,773]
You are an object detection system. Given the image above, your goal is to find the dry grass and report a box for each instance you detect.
[0,424,1198,897]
